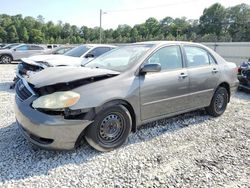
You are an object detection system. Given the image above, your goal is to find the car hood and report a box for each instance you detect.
[27,54,82,66]
[27,66,120,88]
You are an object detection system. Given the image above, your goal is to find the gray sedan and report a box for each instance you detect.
[0,44,46,64]
[14,41,239,151]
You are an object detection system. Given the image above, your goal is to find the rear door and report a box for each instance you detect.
[183,45,221,108]
[29,45,45,56]
[139,45,190,120]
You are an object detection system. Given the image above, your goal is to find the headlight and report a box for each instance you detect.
[32,91,80,110]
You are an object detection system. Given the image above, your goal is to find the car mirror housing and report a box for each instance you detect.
[140,63,161,73]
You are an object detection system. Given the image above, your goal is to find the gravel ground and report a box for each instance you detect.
[0,64,249,188]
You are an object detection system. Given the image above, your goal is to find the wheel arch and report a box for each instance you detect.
[96,99,137,133]
[74,99,137,148]
[217,82,230,102]
[0,53,13,60]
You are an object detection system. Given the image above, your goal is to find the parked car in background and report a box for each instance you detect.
[238,58,250,91]
[43,46,74,55]
[0,44,46,64]
[0,43,7,48]
[47,44,59,49]
[16,44,116,79]
[0,43,20,50]
[14,41,238,151]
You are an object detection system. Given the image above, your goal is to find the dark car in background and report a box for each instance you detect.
[238,59,250,91]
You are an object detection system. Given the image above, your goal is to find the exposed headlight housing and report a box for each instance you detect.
[36,61,51,67]
[32,91,80,110]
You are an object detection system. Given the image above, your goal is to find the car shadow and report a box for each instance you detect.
[0,82,15,93]
[0,109,211,183]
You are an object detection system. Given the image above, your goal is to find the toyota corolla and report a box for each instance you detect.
[14,41,239,151]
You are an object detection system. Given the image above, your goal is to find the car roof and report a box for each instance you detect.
[135,41,204,46]
[85,44,117,48]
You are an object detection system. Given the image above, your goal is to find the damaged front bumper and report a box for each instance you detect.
[14,79,93,150]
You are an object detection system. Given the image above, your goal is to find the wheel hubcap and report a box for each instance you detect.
[215,93,225,112]
[99,113,124,143]
[1,56,11,64]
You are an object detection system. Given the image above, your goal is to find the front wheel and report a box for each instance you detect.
[0,55,12,64]
[85,105,132,152]
[205,87,229,117]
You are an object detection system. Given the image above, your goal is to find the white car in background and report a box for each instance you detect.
[14,44,116,84]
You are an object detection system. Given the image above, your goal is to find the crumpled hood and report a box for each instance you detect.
[27,54,83,67]
[27,66,120,88]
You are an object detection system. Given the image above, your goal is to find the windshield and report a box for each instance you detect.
[64,45,90,57]
[84,44,153,72]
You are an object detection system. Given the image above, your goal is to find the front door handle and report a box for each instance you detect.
[179,72,188,79]
[212,68,218,73]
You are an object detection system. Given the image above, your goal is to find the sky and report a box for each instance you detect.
[0,0,249,29]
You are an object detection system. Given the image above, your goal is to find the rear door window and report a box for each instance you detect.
[184,46,210,67]
[30,45,44,50]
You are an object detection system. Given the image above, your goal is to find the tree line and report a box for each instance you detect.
[0,3,249,44]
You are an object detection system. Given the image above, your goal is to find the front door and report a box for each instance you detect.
[140,45,190,121]
[13,44,29,60]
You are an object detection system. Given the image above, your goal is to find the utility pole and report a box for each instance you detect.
[99,9,107,43]
[99,9,102,44]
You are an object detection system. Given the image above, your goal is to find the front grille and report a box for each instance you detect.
[15,80,33,101]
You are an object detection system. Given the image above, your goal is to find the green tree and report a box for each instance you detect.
[6,25,19,42]
[0,26,7,42]
[226,3,250,41]
[145,17,160,39]
[19,26,29,42]
[29,29,44,43]
[199,3,226,37]
[130,28,139,42]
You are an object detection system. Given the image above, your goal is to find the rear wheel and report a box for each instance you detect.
[85,105,132,152]
[205,87,228,117]
[0,54,12,64]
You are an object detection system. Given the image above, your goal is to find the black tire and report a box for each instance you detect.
[85,105,132,152]
[0,54,12,64]
[205,87,229,117]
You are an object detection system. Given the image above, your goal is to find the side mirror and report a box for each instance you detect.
[85,53,94,58]
[140,63,161,74]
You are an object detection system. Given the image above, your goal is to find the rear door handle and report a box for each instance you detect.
[179,72,188,79]
[212,68,218,73]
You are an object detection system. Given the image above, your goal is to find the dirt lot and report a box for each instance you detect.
[0,64,249,188]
